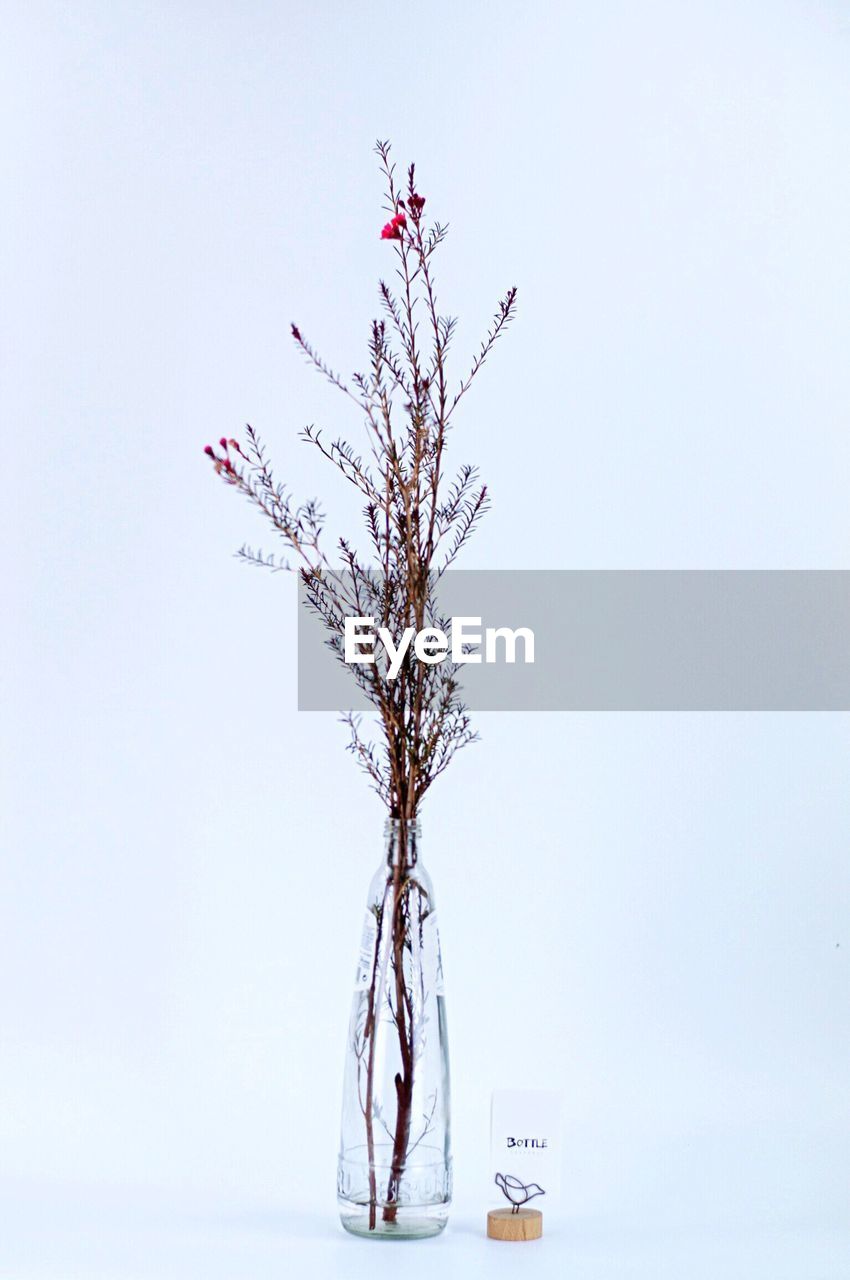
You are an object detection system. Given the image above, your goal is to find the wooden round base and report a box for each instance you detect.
[487,1207,543,1241]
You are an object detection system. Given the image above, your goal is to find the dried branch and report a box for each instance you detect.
[205,141,516,823]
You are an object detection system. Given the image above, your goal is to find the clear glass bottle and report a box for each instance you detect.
[337,819,451,1239]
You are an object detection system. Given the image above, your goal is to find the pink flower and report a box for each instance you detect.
[380,212,407,241]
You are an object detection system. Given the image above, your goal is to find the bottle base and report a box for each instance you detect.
[338,1198,449,1240]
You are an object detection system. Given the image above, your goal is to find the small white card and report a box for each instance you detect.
[489,1089,562,1209]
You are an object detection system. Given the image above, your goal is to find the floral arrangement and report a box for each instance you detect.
[205,143,516,1232]
[205,141,516,833]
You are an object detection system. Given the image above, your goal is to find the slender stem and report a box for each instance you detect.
[363,907,385,1230]
[382,828,415,1223]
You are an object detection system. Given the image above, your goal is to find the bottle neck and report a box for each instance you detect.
[384,818,420,869]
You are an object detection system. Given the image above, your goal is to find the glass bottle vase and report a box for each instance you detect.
[337,819,451,1239]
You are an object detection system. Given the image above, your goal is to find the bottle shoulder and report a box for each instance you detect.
[365,861,436,912]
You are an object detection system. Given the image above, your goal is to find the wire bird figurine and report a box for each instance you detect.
[494,1172,546,1214]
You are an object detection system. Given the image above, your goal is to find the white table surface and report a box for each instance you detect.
[2,1183,847,1280]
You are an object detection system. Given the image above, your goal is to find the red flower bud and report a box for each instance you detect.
[204,445,215,457]
[219,436,228,449]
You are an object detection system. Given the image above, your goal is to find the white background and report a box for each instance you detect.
[2,2,849,1277]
